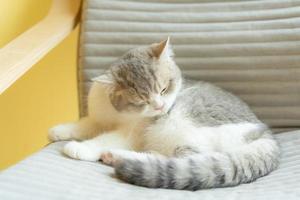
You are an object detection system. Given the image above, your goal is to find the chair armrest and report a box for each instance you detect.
[0,0,81,94]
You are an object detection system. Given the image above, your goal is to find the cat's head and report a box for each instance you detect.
[93,38,182,117]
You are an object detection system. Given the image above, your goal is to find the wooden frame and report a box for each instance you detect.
[0,0,81,94]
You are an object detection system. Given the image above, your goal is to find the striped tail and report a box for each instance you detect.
[113,137,279,190]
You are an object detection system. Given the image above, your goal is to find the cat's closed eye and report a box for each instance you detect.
[161,80,173,95]
[128,88,137,95]
[132,101,146,108]
[160,87,168,95]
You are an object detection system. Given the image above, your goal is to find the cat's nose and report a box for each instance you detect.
[154,103,165,111]
[151,95,164,111]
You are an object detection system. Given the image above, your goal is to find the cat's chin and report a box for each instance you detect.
[140,109,167,118]
[119,107,168,118]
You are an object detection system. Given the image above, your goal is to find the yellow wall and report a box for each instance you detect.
[0,0,79,169]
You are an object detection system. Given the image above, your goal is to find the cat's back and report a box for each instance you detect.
[171,79,260,125]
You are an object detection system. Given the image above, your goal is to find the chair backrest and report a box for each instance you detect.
[79,0,300,132]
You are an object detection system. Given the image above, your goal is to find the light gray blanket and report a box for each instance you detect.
[0,130,299,200]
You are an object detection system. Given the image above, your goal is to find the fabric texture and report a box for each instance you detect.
[79,0,300,131]
[0,130,299,200]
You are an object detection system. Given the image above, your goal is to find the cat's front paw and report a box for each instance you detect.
[48,124,76,142]
[63,141,100,161]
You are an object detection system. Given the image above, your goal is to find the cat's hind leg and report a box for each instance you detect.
[48,117,99,142]
[100,150,157,166]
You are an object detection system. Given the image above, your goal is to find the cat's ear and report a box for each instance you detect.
[151,37,174,60]
[92,73,114,86]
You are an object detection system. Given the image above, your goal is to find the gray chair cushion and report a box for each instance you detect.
[79,0,300,131]
[0,130,299,200]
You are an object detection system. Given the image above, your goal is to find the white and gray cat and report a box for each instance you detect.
[49,38,279,190]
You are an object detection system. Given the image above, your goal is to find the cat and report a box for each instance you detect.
[49,38,280,190]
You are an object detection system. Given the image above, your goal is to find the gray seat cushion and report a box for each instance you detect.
[0,130,299,200]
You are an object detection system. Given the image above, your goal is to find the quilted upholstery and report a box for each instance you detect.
[79,0,300,131]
